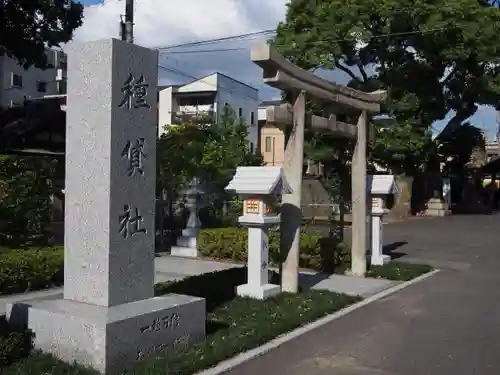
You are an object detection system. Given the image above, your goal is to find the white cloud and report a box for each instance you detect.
[66,0,287,100]
[72,0,287,48]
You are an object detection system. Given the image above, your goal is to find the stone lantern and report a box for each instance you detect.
[171,177,204,258]
[367,175,399,266]
[225,166,292,300]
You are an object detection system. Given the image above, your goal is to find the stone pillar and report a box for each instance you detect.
[350,110,368,276]
[236,225,278,299]
[442,177,451,208]
[370,208,390,266]
[280,91,305,293]
[7,38,205,374]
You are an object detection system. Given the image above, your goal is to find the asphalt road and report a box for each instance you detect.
[225,213,500,375]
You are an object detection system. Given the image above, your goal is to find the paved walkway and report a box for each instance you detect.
[225,213,500,375]
[0,253,397,316]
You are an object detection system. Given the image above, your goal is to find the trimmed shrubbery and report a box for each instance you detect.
[0,317,33,367]
[197,227,351,272]
[0,246,64,295]
[0,228,350,298]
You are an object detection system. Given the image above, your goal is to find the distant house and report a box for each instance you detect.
[258,100,285,167]
[158,72,259,150]
[0,49,67,108]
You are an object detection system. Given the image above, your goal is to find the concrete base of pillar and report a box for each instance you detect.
[371,254,391,266]
[170,246,198,258]
[423,198,452,216]
[236,283,281,300]
[7,294,205,374]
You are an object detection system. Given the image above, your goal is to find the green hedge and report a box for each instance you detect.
[198,227,350,272]
[0,228,349,296]
[0,247,64,295]
[0,318,33,367]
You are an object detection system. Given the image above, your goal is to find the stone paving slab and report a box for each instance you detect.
[309,274,399,298]
[1,256,398,316]
[0,256,237,316]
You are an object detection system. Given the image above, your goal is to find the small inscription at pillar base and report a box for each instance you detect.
[8,294,205,374]
[236,283,281,300]
[371,254,391,266]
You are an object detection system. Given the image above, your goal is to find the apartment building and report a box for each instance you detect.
[258,100,286,167]
[158,72,259,150]
[0,49,67,108]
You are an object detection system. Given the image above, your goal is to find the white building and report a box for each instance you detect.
[158,72,260,150]
[0,49,67,108]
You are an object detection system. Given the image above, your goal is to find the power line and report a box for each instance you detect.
[165,47,245,54]
[273,26,455,48]
[157,62,260,102]
[160,55,257,88]
[154,24,455,53]
[155,26,462,107]
[154,29,275,51]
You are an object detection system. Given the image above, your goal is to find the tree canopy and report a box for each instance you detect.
[273,0,500,173]
[1,0,84,69]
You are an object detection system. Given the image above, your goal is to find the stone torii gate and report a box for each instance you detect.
[251,43,386,292]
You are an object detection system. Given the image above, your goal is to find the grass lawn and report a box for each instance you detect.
[2,267,361,375]
[367,262,434,281]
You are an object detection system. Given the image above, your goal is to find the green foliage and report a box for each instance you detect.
[2,0,83,69]
[0,318,33,367]
[157,107,263,231]
[199,196,244,228]
[439,122,486,175]
[199,108,263,188]
[0,156,56,247]
[371,118,434,174]
[197,227,350,272]
[3,267,360,375]
[367,262,433,281]
[157,124,207,201]
[0,247,64,295]
[157,108,262,194]
[274,0,500,173]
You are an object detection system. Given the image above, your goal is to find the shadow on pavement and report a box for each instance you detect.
[383,241,408,260]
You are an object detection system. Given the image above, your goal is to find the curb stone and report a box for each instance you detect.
[195,269,440,375]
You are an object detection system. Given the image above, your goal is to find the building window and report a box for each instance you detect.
[36,81,47,93]
[265,137,272,152]
[11,73,23,88]
[250,142,254,152]
[251,111,255,125]
[238,108,242,117]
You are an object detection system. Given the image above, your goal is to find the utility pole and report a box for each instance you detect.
[120,0,134,43]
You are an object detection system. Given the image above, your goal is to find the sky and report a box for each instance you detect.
[75,0,498,140]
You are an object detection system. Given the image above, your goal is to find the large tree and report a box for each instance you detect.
[1,0,84,69]
[273,0,500,172]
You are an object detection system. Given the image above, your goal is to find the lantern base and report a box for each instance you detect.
[370,254,390,266]
[236,283,281,300]
[170,232,198,258]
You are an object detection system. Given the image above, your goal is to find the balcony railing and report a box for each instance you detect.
[173,110,215,125]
